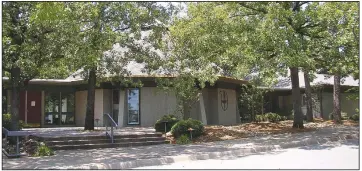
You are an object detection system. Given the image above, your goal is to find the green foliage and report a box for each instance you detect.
[2,114,11,130]
[2,114,23,130]
[255,113,284,123]
[341,112,348,120]
[33,143,54,157]
[154,114,180,133]
[176,134,192,145]
[171,118,204,138]
[349,114,359,122]
[264,113,282,123]
[239,84,269,122]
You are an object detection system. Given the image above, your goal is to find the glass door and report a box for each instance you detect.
[44,91,75,126]
[127,89,139,124]
[44,92,61,125]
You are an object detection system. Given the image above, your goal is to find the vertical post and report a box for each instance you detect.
[25,91,28,124]
[111,126,114,143]
[16,136,19,154]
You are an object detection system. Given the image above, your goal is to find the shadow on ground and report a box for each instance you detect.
[2,126,359,169]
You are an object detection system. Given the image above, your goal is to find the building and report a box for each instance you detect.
[262,72,359,119]
[2,64,247,128]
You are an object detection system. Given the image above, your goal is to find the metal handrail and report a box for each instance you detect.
[104,114,118,143]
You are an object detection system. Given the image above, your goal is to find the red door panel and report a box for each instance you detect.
[26,91,41,123]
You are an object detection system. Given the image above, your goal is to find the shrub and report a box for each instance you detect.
[264,113,281,123]
[2,114,24,130]
[341,112,348,120]
[171,118,204,139]
[349,114,359,122]
[176,134,191,145]
[280,116,287,121]
[34,143,54,156]
[154,114,180,133]
[2,114,11,130]
[255,115,263,123]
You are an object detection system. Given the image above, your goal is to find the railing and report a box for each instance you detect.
[104,114,118,143]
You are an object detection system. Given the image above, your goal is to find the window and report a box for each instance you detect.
[45,91,75,126]
[127,89,139,124]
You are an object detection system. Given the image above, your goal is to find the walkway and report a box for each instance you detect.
[21,127,156,138]
[2,126,359,169]
[136,141,359,169]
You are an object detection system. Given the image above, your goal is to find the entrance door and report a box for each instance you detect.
[19,91,41,124]
[26,91,42,123]
[127,89,140,125]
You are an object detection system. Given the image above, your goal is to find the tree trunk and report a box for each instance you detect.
[84,68,96,130]
[333,74,342,124]
[290,67,304,128]
[10,67,21,131]
[303,70,313,122]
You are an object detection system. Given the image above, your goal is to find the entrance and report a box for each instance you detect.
[44,91,75,126]
[19,91,42,124]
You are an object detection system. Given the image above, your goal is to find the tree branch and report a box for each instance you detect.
[238,2,268,14]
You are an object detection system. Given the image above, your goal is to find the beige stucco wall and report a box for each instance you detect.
[139,87,178,127]
[217,88,237,125]
[75,89,104,127]
[75,90,87,126]
[94,89,104,125]
[103,89,112,118]
[341,93,359,116]
[321,92,359,118]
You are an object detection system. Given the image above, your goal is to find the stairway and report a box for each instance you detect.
[39,133,167,150]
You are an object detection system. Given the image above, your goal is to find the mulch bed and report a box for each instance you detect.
[165,120,359,144]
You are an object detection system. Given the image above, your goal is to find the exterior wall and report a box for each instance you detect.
[75,89,105,127]
[75,90,87,126]
[139,87,178,127]
[321,92,359,118]
[94,89,104,125]
[341,93,359,116]
[205,88,219,125]
[103,89,112,123]
[189,99,201,120]
[217,88,237,125]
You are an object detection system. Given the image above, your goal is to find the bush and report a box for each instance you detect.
[341,112,348,120]
[280,116,287,121]
[154,114,180,133]
[3,114,11,130]
[264,113,281,123]
[349,114,359,122]
[171,118,204,139]
[176,134,191,145]
[255,115,264,123]
[2,114,24,130]
[34,143,54,156]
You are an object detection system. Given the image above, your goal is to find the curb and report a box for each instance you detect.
[48,133,359,169]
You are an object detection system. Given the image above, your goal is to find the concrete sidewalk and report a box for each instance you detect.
[2,126,359,170]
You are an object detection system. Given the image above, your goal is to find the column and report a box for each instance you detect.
[199,91,207,125]
[118,89,125,127]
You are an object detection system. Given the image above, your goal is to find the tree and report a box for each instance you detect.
[45,2,173,130]
[167,2,340,128]
[316,2,359,123]
[2,2,72,130]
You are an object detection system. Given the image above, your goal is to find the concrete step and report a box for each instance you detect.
[40,133,163,141]
[45,137,166,146]
[49,140,167,150]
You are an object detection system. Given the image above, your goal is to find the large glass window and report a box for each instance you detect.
[45,91,75,126]
[127,89,139,124]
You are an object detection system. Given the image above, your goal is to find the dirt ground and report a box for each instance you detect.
[166,119,359,144]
